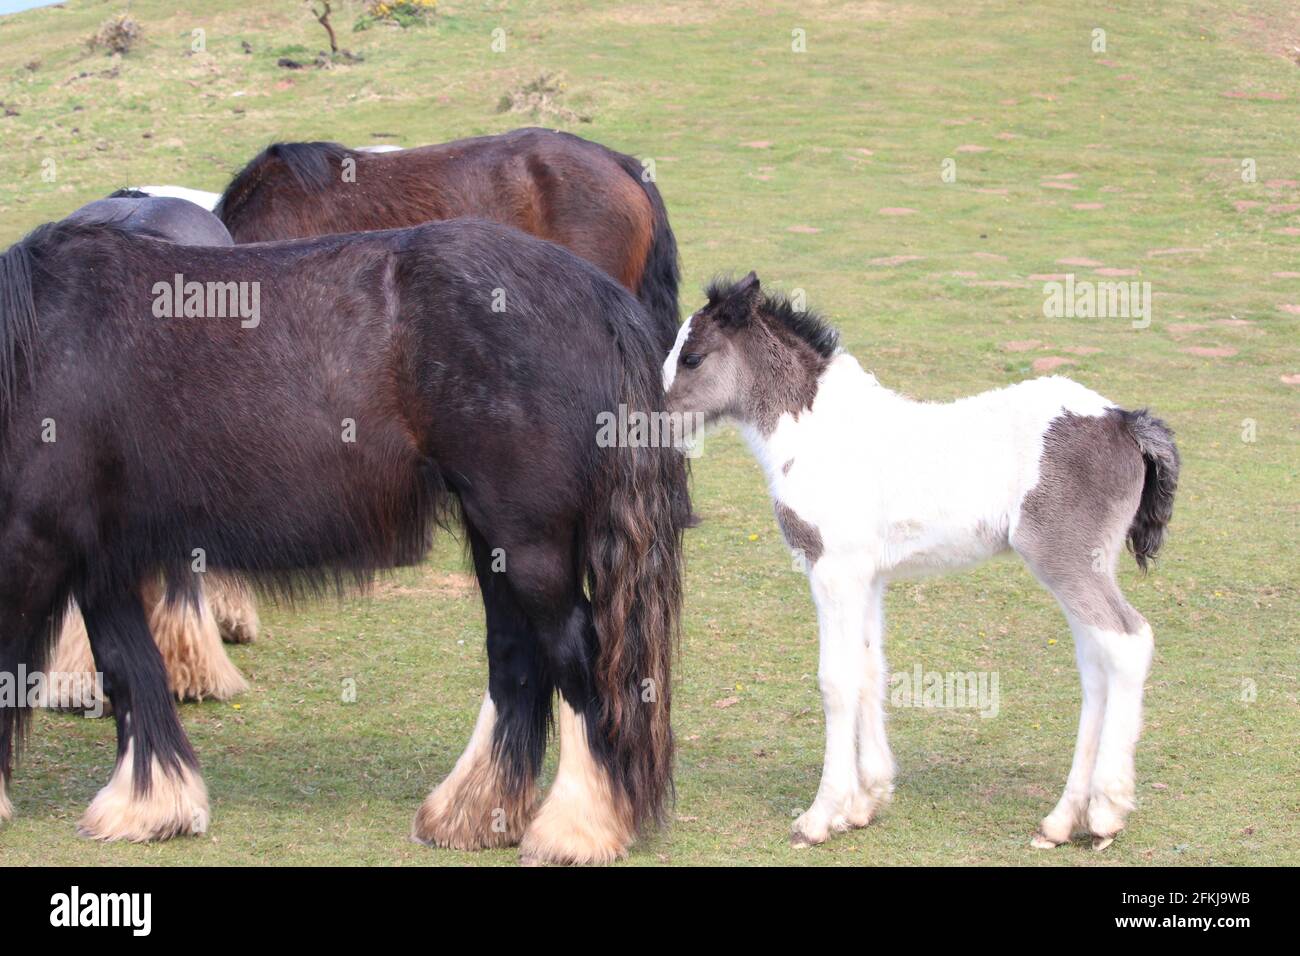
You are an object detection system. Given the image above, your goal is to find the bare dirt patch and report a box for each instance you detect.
[1032,356,1075,373]
[374,570,477,600]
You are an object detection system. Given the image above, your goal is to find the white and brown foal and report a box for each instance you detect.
[664,273,1179,851]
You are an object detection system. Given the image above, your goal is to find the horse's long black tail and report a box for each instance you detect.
[1120,408,1180,570]
[0,232,43,818]
[610,150,681,351]
[583,336,689,834]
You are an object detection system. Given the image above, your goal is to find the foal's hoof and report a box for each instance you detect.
[789,811,831,848]
[1030,830,1064,850]
[1085,792,1129,848]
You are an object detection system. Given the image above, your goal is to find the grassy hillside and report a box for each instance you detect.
[0,0,1296,865]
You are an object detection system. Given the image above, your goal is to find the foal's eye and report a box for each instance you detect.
[682,353,704,369]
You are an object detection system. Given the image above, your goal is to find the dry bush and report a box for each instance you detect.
[496,72,593,123]
[87,14,142,55]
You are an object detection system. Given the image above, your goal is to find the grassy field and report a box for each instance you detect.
[0,0,1296,866]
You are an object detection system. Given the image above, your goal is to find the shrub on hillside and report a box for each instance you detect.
[354,0,436,31]
[87,14,142,55]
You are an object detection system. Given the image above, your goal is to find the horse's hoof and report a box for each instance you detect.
[1030,830,1062,849]
[789,823,826,848]
[1091,834,1115,852]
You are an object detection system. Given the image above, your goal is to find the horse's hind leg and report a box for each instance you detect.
[1018,541,1152,850]
[43,577,249,711]
[1085,605,1153,848]
[42,603,104,712]
[1030,613,1108,848]
[510,545,633,865]
[413,527,551,850]
[76,586,209,842]
[146,578,249,702]
[205,573,260,645]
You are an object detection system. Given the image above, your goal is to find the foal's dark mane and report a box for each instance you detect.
[705,276,840,358]
[215,141,353,223]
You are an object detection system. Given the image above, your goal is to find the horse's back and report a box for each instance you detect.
[221,130,656,295]
[66,196,233,246]
[10,220,655,576]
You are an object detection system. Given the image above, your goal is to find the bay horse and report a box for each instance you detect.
[119,144,405,213]
[663,274,1178,851]
[0,217,686,864]
[43,194,261,712]
[212,127,682,349]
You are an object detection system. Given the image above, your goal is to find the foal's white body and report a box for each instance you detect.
[742,353,1153,848]
[747,356,1112,579]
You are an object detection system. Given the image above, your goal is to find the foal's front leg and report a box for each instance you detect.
[853,581,894,824]
[791,560,871,847]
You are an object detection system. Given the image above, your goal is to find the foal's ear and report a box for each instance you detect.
[718,271,761,327]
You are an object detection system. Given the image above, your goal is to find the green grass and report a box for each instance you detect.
[0,0,1296,866]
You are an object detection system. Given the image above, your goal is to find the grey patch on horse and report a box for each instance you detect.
[775,500,823,566]
[1013,409,1147,633]
[741,321,829,434]
[782,458,794,475]
[66,197,233,246]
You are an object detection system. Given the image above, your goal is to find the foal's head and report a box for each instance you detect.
[663,272,840,434]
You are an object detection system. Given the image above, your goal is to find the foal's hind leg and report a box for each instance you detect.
[413,528,550,850]
[1085,613,1153,848]
[1020,556,1152,850]
[76,588,208,842]
[1031,613,1108,848]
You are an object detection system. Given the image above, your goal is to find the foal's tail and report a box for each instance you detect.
[610,150,681,351]
[1120,408,1180,571]
[585,343,689,833]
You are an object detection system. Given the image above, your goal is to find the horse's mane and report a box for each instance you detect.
[705,276,840,358]
[108,187,151,199]
[215,141,355,224]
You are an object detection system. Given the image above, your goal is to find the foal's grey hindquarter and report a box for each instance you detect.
[1013,407,1176,850]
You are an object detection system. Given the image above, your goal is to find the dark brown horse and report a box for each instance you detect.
[0,217,686,863]
[214,128,681,349]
